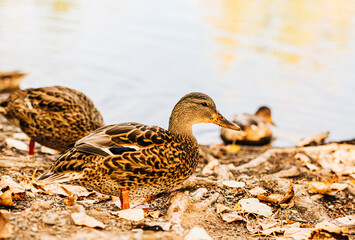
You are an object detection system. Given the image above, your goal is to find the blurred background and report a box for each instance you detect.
[0,0,354,146]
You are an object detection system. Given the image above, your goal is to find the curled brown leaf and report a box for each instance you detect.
[0,190,14,207]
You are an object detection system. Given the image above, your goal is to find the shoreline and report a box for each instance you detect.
[0,115,354,239]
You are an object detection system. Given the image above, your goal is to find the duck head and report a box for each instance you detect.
[255,106,275,126]
[168,92,240,137]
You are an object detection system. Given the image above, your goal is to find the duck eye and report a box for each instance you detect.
[200,102,208,107]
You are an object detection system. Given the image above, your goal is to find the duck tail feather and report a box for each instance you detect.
[36,171,83,184]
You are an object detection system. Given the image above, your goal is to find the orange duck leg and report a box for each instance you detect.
[120,189,130,209]
[29,140,35,155]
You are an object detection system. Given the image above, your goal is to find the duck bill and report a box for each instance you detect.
[266,116,276,126]
[212,112,240,131]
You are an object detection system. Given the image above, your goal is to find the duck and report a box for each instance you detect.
[0,71,27,93]
[37,92,240,209]
[0,86,105,154]
[220,106,275,145]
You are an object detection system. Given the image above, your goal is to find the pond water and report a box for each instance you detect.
[0,0,354,146]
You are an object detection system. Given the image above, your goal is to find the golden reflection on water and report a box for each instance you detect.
[204,0,270,72]
[204,0,355,72]
[52,0,73,12]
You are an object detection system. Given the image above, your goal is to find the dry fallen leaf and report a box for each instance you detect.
[256,182,294,208]
[5,138,28,151]
[222,180,245,188]
[201,159,219,176]
[184,226,213,240]
[283,224,314,240]
[306,163,320,171]
[0,212,11,238]
[297,131,329,147]
[71,212,105,229]
[260,226,283,235]
[308,182,337,195]
[216,204,230,214]
[0,175,25,193]
[308,229,348,240]
[319,148,355,176]
[330,183,348,192]
[62,195,77,206]
[11,192,26,201]
[248,187,267,196]
[0,190,14,207]
[308,175,346,195]
[254,218,280,235]
[191,188,208,201]
[315,220,344,234]
[113,209,144,221]
[278,182,294,205]
[333,215,355,229]
[246,219,262,234]
[221,212,247,223]
[273,166,300,178]
[12,133,30,140]
[233,203,243,212]
[257,194,280,204]
[238,198,272,217]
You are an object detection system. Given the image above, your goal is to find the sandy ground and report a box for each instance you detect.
[0,115,354,240]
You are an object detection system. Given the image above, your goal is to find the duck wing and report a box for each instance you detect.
[36,122,171,184]
[23,86,92,112]
[0,86,99,122]
[73,122,169,157]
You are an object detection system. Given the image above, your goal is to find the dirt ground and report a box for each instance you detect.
[0,115,354,240]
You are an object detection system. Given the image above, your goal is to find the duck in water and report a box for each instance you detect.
[220,106,275,145]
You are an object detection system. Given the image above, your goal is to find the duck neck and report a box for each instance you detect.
[168,108,197,144]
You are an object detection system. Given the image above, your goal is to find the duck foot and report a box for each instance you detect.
[132,204,153,211]
[120,189,130,210]
[29,140,35,155]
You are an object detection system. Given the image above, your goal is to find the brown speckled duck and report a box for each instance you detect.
[0,86,104,154]
[0,71,27,93]
[37,92,240,209]
[220,106,275,145]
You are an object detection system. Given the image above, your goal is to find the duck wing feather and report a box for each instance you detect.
[74,122,169,156]
[37,122,174,185]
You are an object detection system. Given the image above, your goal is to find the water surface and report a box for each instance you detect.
[0,0,354,146]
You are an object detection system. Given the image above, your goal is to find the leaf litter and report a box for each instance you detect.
[0,114,354,239]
